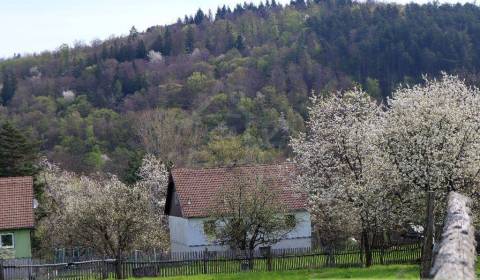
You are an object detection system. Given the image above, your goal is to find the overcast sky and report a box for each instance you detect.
[0,0,475,58]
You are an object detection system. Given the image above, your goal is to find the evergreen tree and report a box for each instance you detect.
[185,26,195,53]
[163,28,173,56]
[151,34,164,53]
[101,44,109,60]
[216,5,228,20]
[194,8,205,25]
[235,34,246,51]
[1,69,16,106]
[128,26,139,41]
[0,122,38,177]
[136,40,147,59]
[121,151,144,184]
[225,23,236,51]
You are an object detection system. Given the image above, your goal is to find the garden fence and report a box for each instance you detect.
[0,243,421,280]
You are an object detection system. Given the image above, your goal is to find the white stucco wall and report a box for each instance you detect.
[169,211,312,253]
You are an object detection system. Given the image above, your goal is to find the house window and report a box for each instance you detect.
[204,220,217,237]
[285,214,296,229]
[0,233,14,248]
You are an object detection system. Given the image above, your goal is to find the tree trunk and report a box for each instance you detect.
[115,257,124,279]
[362,230,373,267]
[247,249,255,270]
[421,191,435,279]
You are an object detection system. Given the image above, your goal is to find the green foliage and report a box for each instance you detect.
[365,78,381,100]
[197,130,280,166]
[0,122,38,177]
[186,72,209,92]
[83,147,105,170]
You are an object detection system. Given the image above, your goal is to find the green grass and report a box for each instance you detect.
[136,265,420,280]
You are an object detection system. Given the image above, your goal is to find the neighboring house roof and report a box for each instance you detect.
[0,177,35,230]
[167,163,307,218]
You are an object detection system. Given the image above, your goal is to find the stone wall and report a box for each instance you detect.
[430,192,477,280]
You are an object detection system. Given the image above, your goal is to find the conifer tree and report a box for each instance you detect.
[0,122,38,177]
[151,34,164,53]
[136,40,147,59]
[225,23,236,51]
[194,8,205,25]
[235,34,246,51]
[185,27,195,53]
[163,28,173,56]
[1,69,16,106]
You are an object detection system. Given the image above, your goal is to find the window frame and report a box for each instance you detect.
[0,233,14,249]
[285,214,296,229]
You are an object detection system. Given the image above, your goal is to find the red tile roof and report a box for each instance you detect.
[0,177,35,230]
[171,163,307,218]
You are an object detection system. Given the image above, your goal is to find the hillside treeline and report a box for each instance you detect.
[1,0,480,177]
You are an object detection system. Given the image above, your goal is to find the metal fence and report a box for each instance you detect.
[1,243,421,280]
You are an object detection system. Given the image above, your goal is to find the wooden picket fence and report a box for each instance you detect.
[0,243,421,279]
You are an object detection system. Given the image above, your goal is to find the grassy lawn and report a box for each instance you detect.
[137,265,420,280]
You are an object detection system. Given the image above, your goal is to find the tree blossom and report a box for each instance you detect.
[381,74,480,225]
[38,154,169,262]
[290,89,398,266]
[62,90,75,102]
[148,50,163,62]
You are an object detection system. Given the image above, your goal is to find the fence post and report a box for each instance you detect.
[380,245,385,265]
[203,248,208,274]
[421,191,435,279]
[101,259,108,280]
[266,247,272,271]
[0,260,4,280]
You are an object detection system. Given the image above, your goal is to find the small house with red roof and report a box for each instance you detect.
[164,164,311,253]
[0,177,35,259]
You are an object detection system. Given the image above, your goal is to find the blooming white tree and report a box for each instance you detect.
[62,90,75,102]
[38,154,169,275]
[381,74,480,223]
[291,74,480,266]
[147,50,163,63]
[290,89,399,266]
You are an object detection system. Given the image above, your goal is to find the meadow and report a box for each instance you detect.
[137,265,420,280]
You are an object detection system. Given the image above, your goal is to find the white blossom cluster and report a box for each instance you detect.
[137,154,169,213]
[381,74,480,221]
[39,154,169,257]
[147,50,163,63]
[62,90,76,102]
[290,89,391,243]
[291,74,480,243]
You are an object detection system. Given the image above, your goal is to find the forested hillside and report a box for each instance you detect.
[1,0,480,177]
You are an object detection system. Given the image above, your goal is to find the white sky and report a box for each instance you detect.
[0,0,475,59]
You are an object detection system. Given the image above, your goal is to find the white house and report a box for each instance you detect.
[164,163,312,253]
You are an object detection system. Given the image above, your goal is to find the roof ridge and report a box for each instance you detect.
[0,176,33,180]
[172,162,294,172]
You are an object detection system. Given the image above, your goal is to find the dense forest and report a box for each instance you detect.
[1,0,480,178]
